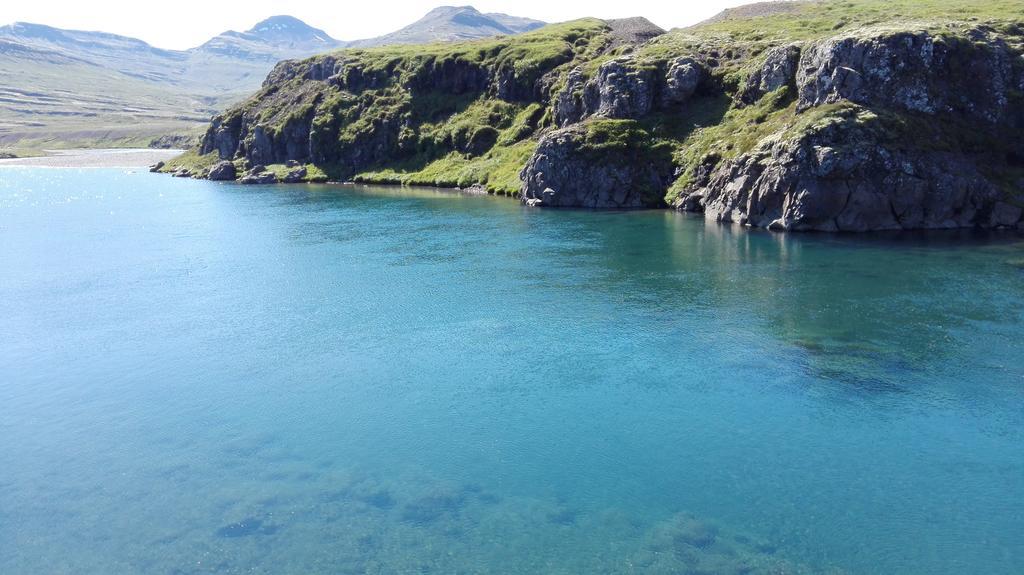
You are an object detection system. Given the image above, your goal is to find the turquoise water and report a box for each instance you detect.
[1,168,1022,574]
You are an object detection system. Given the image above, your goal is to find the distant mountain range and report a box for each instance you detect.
[0,6,544,148]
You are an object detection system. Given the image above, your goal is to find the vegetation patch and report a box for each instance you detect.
[354,139,537,195]
[161,149,221,174]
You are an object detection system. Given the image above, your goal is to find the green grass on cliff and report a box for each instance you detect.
[339,18,610,78]
[354,140,537,195]
[161,149,221,174]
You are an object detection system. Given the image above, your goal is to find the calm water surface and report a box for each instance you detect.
[1,169,1022,574]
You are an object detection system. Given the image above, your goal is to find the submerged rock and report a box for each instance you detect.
[634,512,828,574]
[401,490,466,525]
[215,516,278,538]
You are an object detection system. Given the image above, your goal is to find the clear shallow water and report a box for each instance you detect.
[1,168,1022,574]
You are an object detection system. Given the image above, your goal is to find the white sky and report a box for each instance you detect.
[0,1,755,50]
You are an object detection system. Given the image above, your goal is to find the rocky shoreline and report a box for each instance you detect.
[160,2,1024,232]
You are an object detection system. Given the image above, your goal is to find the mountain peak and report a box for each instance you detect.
[347,5,544,48]
[422,6,481,17]
[243,15,337,45]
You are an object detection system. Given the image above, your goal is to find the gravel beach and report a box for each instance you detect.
[0,149,182,168]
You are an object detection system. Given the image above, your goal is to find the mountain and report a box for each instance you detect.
[0,22,186,83]
[166,0,1024,232]
[0,7,545,149]
[195,15,343,60]
[348,6,544,48]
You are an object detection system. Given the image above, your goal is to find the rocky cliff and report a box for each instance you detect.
[167,0,1024,232]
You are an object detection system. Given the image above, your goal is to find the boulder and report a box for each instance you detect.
[586,57,656,119]
[554,57,703,127]
[148,161,165,173]
[200,114,243,159]
[662,57,704,106]
[237,169,278,185]
[207,161,237,181]
[461,184,489,195]
[988,202,1023,228]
